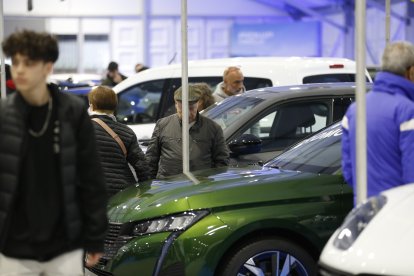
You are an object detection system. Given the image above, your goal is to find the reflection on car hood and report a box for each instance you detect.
[108,166,339,223]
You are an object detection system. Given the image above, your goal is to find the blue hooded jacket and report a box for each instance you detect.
[342,71,414,201]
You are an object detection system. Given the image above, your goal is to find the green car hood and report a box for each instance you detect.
[108,166,339,223]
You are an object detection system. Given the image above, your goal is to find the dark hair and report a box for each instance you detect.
[88,86,118,111]
[107,61,119,71]
[2,30,58,62]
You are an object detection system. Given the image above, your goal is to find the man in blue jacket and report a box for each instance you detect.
[342,41,414,202]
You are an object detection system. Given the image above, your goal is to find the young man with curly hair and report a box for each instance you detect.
[0,30,108,275]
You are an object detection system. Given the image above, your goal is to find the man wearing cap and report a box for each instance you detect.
[101,61,127,87]
[146,84,229,179]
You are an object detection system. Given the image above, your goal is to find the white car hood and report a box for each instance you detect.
[320,184,414,275]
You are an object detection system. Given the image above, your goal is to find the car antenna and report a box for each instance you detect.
[168,52,177,65]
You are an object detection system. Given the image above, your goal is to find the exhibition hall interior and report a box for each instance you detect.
[1,1,413,276]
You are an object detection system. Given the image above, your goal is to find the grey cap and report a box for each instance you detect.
[174,85,201,102]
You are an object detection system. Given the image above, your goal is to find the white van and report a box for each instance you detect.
[112,57,371,140]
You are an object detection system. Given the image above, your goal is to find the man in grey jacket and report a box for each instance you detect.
[146,84,229,179]
[213,66,246,102]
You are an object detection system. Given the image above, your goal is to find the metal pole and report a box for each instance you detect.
[0,0,6,99]
[344,1,355,60]
[355,0,367,204]
[78,18,84,73]
[385,0,391,45]
[142,0,150,67]
[180,0,199,184]
[180,0,190,177]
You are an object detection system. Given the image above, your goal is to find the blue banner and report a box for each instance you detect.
[230,22,321,57]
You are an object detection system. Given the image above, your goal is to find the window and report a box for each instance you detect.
[159,77,271,119]
[333,97,353,122]
[205,96,264,131]
[158,77,223,118]
[54,34,110,74]
[266,122,343,175]
[243,78,272,90]
[54,35,78,73]
[83,35,109,74]
[303,74,369,84]
[240,101,329,152]
[116,80,165,124]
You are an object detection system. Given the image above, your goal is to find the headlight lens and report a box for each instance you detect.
[333,195,387,250]
[132,210,209,236]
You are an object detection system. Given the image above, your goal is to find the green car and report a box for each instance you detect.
[86,121,352,276]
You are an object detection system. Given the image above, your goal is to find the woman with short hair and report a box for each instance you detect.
[88,86,149,197]
[194,82,215,111]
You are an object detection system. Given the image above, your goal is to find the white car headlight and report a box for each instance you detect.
[132,210,209,236]
[333,195,387,250]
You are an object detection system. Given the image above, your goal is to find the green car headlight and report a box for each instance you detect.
[132,210,209,236]
[333,195,387,250]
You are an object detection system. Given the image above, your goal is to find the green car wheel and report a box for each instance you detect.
[219,237,317,276]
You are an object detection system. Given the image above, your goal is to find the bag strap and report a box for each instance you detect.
[92,118,127,156]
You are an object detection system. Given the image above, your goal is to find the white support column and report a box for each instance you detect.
[355,0,367,204]
[181,0,189,175]
[181,0,199,184]
[344,0,355,60]
[406,0,414,43]
[77,18,84,73]
[142,0,150,66]
[385,0,391,45]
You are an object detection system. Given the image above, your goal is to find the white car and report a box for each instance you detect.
[49,73,102,88]
[112,56,371,141]
[319,183,414,276]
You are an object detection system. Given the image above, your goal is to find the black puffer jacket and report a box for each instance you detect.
[91,115,149,196]
[146,113,229,179]
[0,85,108,253]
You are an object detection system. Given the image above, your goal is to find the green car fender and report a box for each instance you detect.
[159,208,324,275]
[210,208,324,261]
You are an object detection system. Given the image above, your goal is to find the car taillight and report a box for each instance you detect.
[329,64,344,69]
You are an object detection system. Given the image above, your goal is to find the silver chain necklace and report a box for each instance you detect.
[28,96,53,137]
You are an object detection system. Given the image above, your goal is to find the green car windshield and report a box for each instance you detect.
[203,96,264,131]
[265,122,342,175]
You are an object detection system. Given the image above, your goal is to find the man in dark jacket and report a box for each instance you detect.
[146,84,229,179]
[0,30,107,275]
[342,41,414,203]
[101,61,127,87]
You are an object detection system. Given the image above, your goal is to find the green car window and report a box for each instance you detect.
[265,121,342,175]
